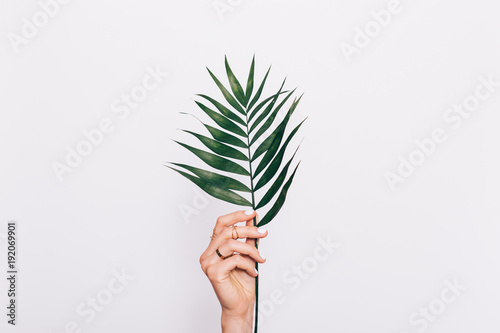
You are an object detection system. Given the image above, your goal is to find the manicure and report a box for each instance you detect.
[244,209,254,216]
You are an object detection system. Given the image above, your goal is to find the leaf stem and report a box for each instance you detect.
[253,225,259,333]
[244,107,259,333]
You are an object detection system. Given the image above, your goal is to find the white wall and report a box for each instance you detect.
[1,0,500,332]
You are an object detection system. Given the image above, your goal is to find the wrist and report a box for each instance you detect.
[221,309,253,333]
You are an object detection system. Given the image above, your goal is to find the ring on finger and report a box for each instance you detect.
[216,248,232,260]
[231,226,239,240]
[210,227,217,240]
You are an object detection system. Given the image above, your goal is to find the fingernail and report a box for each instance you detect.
[257,228,267,234]
[260,254,266,260]
[254,268,259,275]
[245,209,254,216]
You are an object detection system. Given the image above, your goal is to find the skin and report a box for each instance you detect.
[199,210,268,333]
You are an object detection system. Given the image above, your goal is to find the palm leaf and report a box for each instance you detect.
[172,55,303,215]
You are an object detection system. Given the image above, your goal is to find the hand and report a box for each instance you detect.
[199,210,268,333]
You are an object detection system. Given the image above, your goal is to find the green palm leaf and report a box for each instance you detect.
[173,56,304,217]
[169,56,306,333]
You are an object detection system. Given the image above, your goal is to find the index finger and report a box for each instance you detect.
[246,212,261,245]
[214,210,256,234]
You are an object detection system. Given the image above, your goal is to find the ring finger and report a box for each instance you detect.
[202,225,267,261]
[202,239,265,273]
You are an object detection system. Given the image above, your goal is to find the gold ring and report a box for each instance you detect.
[210,227,217,240]
[234,226,240,239]
[216,248,231,260]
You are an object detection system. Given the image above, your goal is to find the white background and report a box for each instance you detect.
[1,0,500,332]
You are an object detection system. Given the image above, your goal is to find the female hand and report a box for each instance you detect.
[199,210,268,333]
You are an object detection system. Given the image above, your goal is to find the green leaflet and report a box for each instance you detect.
[204,125,248,148]
[183,130,248,161]
[255,148,298,209]
[249,79,287,131]
[180,112,247,149]
[244,55,255,106]
[257,163,300,227]
[247,66,271,111]
[175,141,250,176]
[254,119,306,189]
[207,67,246,115]
[169,163,251,192]
[195,101,247,137]
[250,88,296,144]
[248,91,288,123]
[252,95,302,162]
[225,56,247,107]
[168,167,252,206]
[197,94,245,126]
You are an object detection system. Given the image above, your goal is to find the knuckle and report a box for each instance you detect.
[206,266,216,279]
[216,216,224,226]
[200,261,208,274]
[234,254,244,264]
